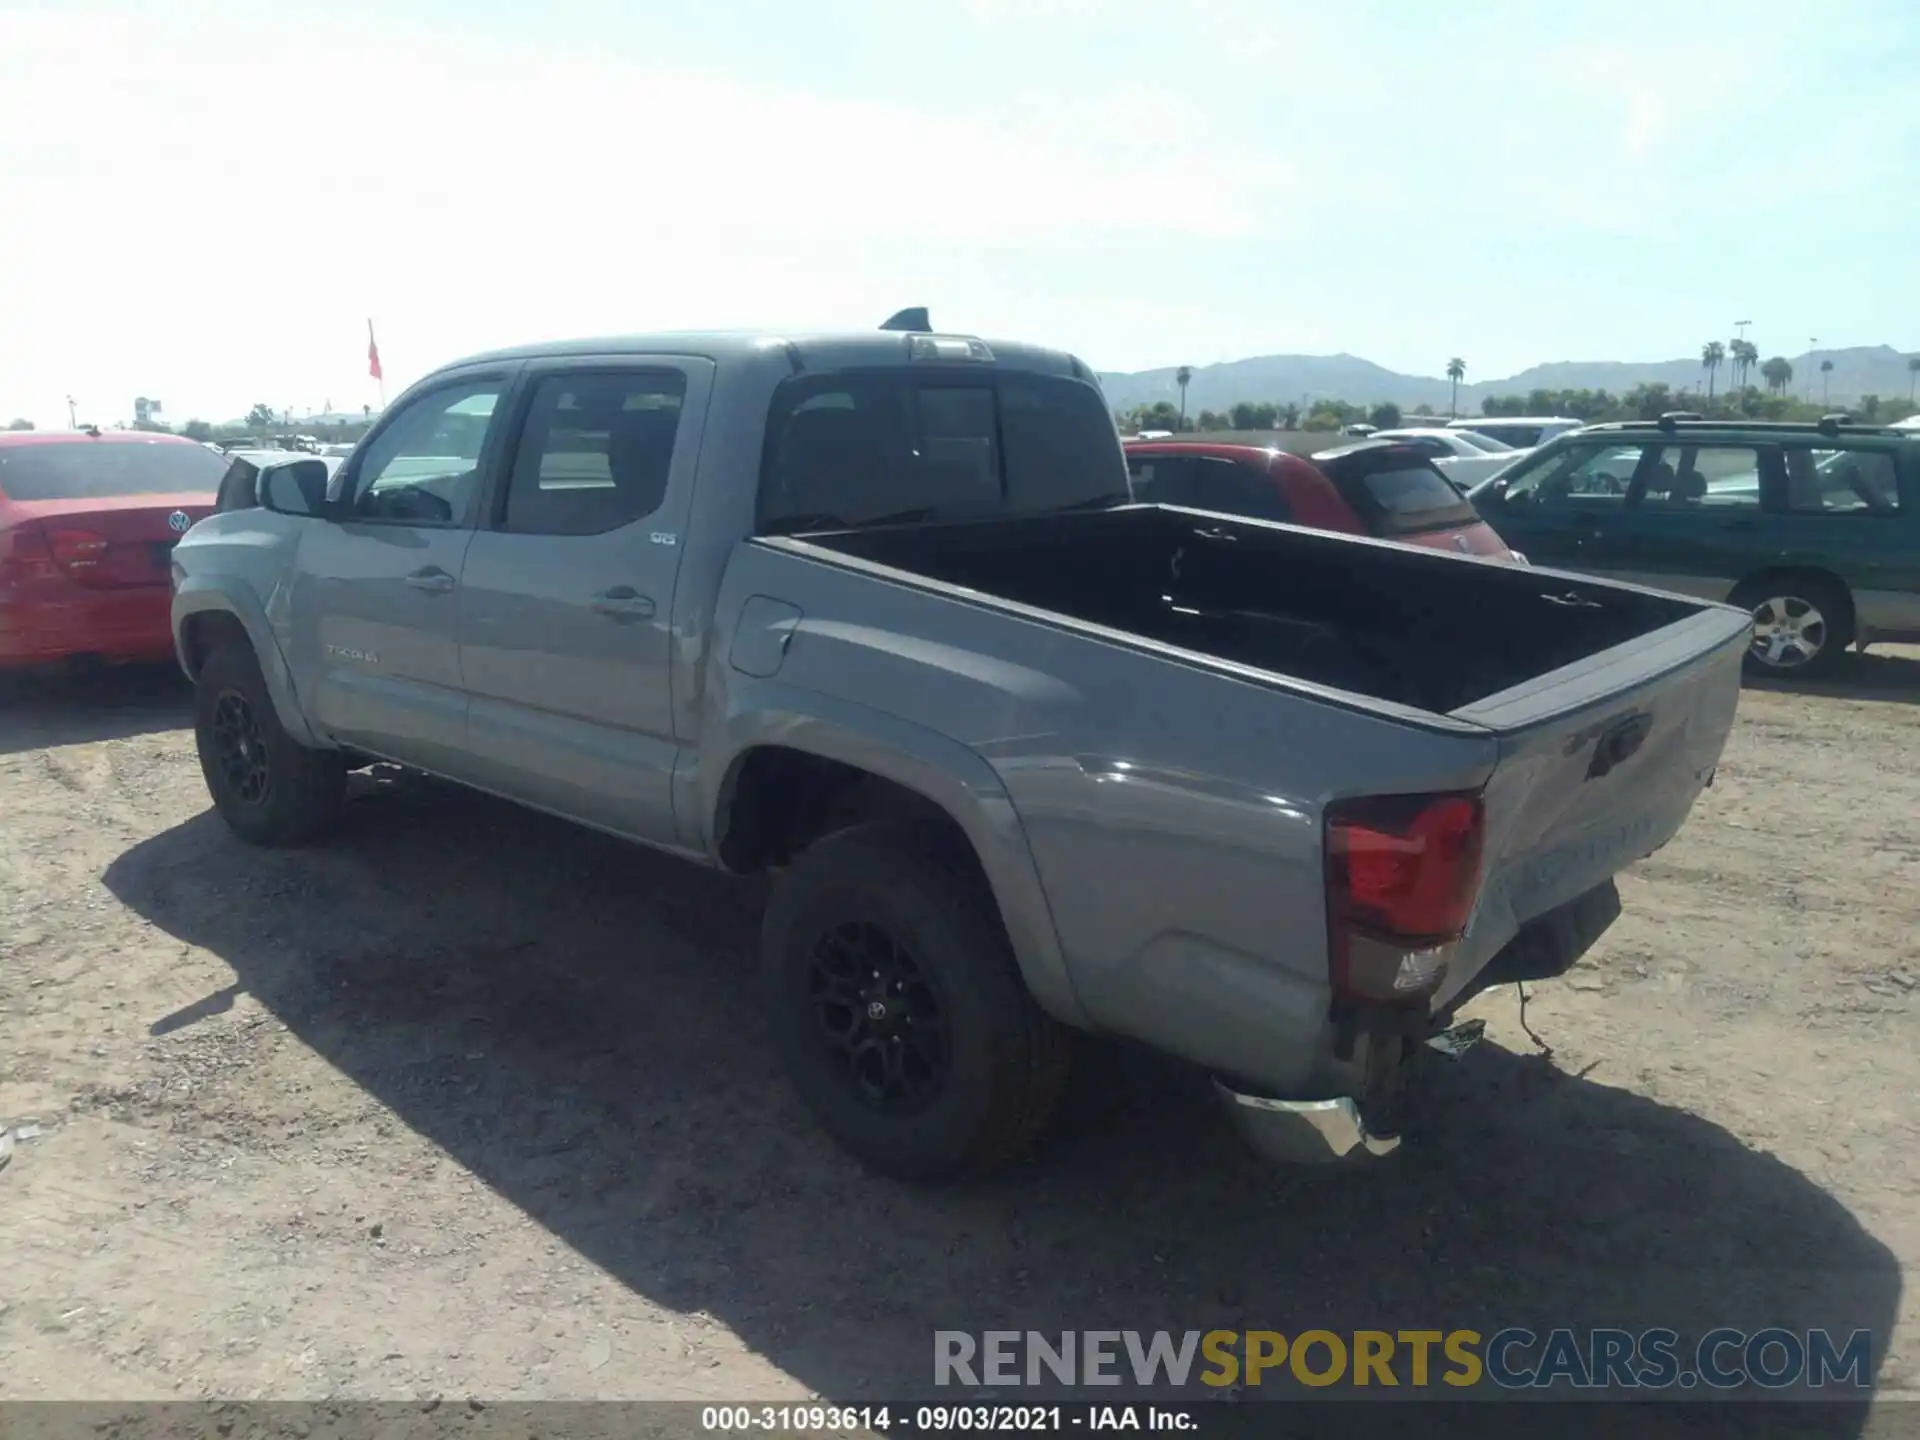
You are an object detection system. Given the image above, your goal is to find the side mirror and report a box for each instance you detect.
[259,460,334,518]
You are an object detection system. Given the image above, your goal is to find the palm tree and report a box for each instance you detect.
[1446,357,1466,417]
[1819,358,1834,405]
[1701,341,1725,404]
[1759,356,1792,395]
[1728,338,1758,392]
[1908,355,1920,403]
[1175,366,1192,431]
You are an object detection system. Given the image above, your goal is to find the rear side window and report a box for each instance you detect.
[758,369,1127,532]
[502,371,687,535]
[0,439,228,502]
[1638,444,1763,512]
[1465,424,1543,448]
[998,370,1129,513]
[1126,454,1193,503]
[1184,456,1291,522]
[1780,448,1902,515]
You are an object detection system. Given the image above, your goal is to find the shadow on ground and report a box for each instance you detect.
[104,779,1897,1424]
[0,664,191,756]
[1747,647,1920,706]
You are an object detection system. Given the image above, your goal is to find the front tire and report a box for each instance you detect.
[1731,576,1851,679]
[194,641,347,846]
[761,822,1071,1181]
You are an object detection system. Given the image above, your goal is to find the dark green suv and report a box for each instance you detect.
[1469,417,1920,677]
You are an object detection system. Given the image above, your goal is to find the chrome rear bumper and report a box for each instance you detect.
[1213,1084,1401,1164]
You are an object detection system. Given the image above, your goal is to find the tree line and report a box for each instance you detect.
[3,403,378,443]
[1118,397,1418,434]
[1119,372,1919,436]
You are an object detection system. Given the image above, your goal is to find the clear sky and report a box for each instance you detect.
[1,0,1914,426]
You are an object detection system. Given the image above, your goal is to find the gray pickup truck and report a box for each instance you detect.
[170,321,1750,1180]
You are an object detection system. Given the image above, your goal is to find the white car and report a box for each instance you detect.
[1372,427,1528,490]
[1447,416,1586,449]
[1892,414,1920,431]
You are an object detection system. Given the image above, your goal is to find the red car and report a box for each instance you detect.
[1,430,229,673]
[1122,437,1520,561]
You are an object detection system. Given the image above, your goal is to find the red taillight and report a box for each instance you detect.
[1331,793,1484,938]
[1326,792,1486,1005]
[47,527,111,576]
[0,523,61,588]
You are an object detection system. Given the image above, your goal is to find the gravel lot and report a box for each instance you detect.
[1,654,1916,1414]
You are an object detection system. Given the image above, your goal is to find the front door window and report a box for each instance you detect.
[350,383,504,527]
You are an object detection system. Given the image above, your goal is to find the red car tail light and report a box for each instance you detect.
[0,522,62,589]
[1325,791,1486,1005]
[46,527,112,576]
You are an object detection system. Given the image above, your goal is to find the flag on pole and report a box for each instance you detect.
[367,320,383,382]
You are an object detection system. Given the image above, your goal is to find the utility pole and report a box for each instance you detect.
[1806,339,1817,401]
[1733,320,1751,344]
[66,396,77,427]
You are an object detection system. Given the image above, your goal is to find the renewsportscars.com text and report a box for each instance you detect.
[934,1328,1872,1391]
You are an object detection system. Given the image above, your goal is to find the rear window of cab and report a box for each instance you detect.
[756,368,1128,533]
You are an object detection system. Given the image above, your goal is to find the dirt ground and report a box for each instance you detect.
[1,651,1916,1412]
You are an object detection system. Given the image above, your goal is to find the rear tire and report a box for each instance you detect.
[194,641,347,846]
[1730,575,1851,679]
[761,821,1071,1181]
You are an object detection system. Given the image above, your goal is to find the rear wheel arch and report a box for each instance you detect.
[711,739,1089,1030]
[715,745,956,872]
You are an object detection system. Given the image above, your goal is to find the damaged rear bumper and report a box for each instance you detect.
[1212,1086,1402,1164]
[1211,880,1624,1167]
[1213,1016,1486,1165]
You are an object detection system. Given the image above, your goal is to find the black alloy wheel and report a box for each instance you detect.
[210,689,271,806]
[807,919,950,1113]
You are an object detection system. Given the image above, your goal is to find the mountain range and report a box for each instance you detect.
[1096,345,1920,414]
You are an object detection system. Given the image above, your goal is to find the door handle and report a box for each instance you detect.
[405,567,456,594]
[592,586,656,621]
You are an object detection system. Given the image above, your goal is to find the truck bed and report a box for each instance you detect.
[801,503,1710,715]
[731,502,1749,1094]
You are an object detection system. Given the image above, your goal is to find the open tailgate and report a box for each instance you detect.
[1433,602,1752,1006]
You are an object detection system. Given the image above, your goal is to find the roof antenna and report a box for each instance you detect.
[880,307,931,333]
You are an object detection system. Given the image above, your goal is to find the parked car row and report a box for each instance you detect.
[1119,414,1920,681]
